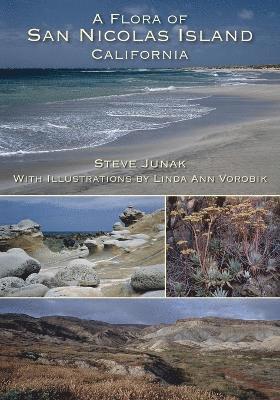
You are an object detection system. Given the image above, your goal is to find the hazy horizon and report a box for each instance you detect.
[0,196,164,231]
[1,63,278,70]
[0,299,278,324]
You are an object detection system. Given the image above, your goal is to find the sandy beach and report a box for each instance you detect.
[0,80,279,195]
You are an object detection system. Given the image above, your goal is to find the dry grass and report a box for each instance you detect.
[129,210,164,235]
[0,360,236,400]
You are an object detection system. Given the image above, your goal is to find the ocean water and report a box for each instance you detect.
[43,231,102,253]
[44,231,100,236]
[0,69,273,156]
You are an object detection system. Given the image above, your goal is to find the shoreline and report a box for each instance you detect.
[192,67,280,72]
[0,83,279,195]
[1,66,280,71]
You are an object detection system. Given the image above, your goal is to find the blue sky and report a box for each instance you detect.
[0,299,278,323]
[0,196,163,231]
[0,0,279,67]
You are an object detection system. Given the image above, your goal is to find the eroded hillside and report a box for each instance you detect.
[0,314,279,400]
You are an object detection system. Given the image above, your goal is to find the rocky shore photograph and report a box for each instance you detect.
[167,196,280,297]
[0,196,165,297]
[0,298,279,400]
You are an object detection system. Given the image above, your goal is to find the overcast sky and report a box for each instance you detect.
[0,196,163,231]
[0,299,278,324]
[0,0,279,67]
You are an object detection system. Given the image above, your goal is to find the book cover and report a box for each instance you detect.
[0,1,279,399]
[0,0,278,195]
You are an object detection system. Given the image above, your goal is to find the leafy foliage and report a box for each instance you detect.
[167,197,280,297]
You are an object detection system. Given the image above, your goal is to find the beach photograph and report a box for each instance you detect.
[0,298,279,400]
[0,196,165,297]
[0,0,279,194]
[166,196,280,297]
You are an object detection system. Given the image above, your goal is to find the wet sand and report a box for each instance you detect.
[0,83,279,195]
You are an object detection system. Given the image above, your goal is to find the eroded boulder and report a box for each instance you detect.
[131,264,165,292]
[0,277,26,297]
[0,248,41,279]
[25,271,59,288]
[54,259,100,287]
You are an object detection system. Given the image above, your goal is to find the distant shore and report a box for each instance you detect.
[1,64,280,71]
[193,66,280,74]
[0,81,279,195]
[192,64,280,71]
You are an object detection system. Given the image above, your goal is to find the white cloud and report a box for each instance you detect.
[238,9,254,20]
[0,299,279,324]
[123,6,150,15]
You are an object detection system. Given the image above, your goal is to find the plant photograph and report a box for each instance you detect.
[166,196,280,297]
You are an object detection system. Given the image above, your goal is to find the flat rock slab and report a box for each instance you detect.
[44,286,102,297]
[140,290,165,297]
[8,284,48,297]
[104,238,147,250]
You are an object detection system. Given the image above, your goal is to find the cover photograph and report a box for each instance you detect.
[0,0,279,194]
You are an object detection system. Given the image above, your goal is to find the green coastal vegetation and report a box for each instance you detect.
[167,196,280,297]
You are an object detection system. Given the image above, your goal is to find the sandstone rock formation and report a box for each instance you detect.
[103,238,147,250]
[119,205,145,226]
[112,222,125,231]
[0,219,43,253]
[142,317,280,352]
[84,238,104,253]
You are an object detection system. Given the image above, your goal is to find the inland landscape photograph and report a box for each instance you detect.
[0,0,279,194]
[0,299,279,400]
[0,196,165,297]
